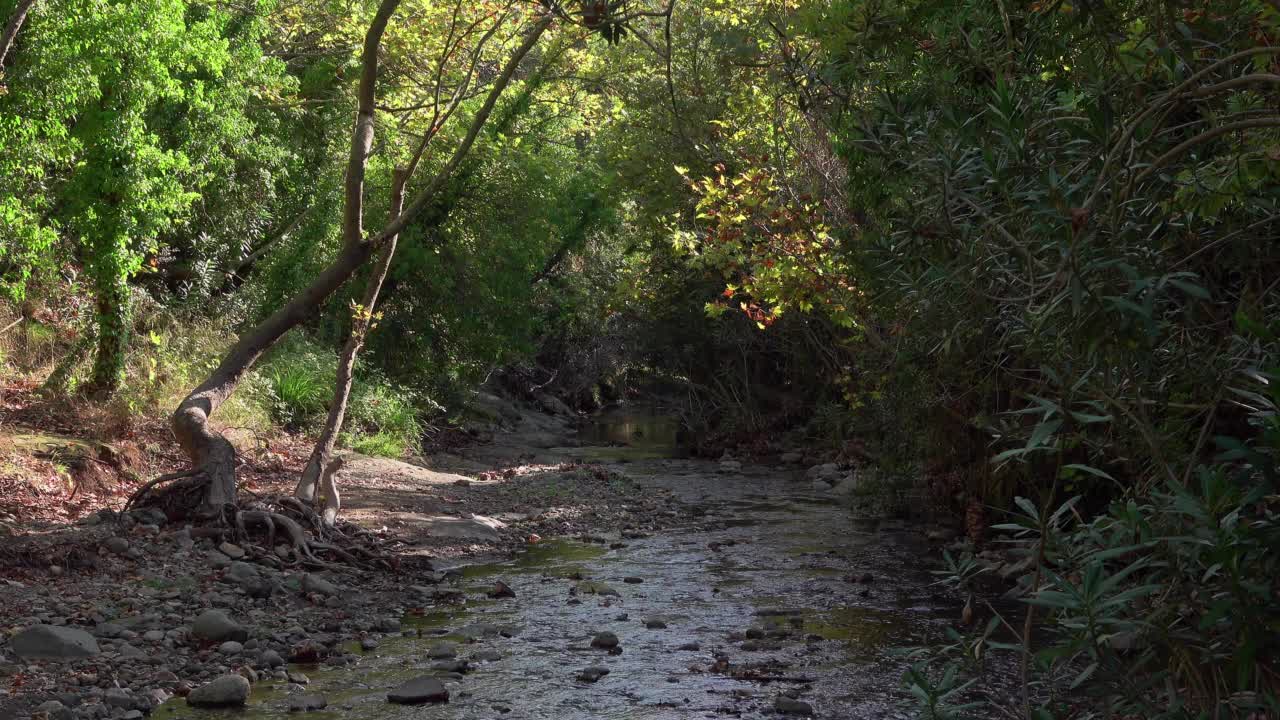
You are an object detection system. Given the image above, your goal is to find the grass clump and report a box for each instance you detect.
[341,379,424,458]
[259,337,336,430]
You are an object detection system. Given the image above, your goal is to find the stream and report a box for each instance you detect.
[158,425,994,719]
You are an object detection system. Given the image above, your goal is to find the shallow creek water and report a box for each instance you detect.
[160,452,981,720]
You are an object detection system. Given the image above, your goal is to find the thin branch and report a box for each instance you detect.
[1085,46,1280,211]
[374,13,552,244]
[1132,118,1280,186]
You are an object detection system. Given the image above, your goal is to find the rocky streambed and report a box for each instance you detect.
[2,429,1014,720]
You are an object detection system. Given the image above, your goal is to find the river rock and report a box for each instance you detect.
[187,674,250,707]
[432,660,469,673]
[718,460,742,473]
[301,573,340,597]
[422,515,505,541]
[192,610,247,642]
[288,693,327,712]
[218,542,246,559]
[807,463,840,480]
[488,580,516,598]
[94,622,126,638]
[644,617,668,629]
[117,642,148,660]
[776,696,814,715]
[34,700,72,720]
[224,561,261,584]
[11,625,101,660]
[260,649,285,667]
[574,581,620,597]
[103,689,136,710]
[102,537,130,556]
[779,451,803,464]
[427,642,457,659]
[387,676,449,704]
[590,631,619,649]
[830,473,861,495]
[577,666,610,683]
[219,640,244,655]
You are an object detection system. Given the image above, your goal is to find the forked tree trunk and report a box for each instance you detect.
[170,7,551,513]
[295,168,407,514]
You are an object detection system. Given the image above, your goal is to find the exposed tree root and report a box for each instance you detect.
[122,468,205,515]
[126,468,393,571]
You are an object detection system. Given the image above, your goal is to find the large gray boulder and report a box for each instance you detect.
[187,674,250,707]
[387,676,449,704]
[190,610,247,643]
[11,625,101,660]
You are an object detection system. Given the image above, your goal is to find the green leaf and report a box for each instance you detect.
[1063,463,1116,481]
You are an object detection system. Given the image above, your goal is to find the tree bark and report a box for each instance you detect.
[85,251,131,399]
[169,6,551,513]
[296,168,407,513]
[0,0,38,71]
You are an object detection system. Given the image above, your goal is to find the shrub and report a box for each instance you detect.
[905,369,1280,719]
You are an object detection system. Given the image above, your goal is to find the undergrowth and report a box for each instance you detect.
[1,301,427,460]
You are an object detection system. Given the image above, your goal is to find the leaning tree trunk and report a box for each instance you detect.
[296,168,408,518]
[0,0,38,71]
[167,7,551,514]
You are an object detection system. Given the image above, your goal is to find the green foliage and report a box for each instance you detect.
[1,0,297,394]
[341,379,424,458]
[261,341,335,430]
[921,459,1278,718]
